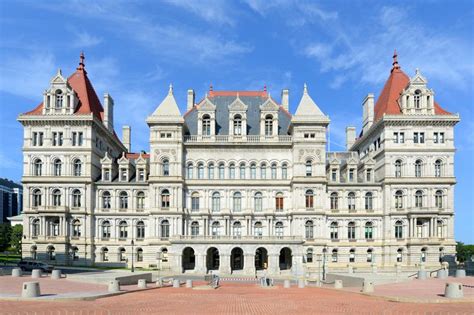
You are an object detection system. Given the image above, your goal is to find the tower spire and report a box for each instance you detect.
[391,49,400,72]
[77,51,86,71]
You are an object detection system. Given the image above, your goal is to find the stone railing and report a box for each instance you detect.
[183,135,292,143]
[172,235,303,242]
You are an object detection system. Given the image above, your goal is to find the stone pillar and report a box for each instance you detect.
[51,269,62,279]
[334,280,343,289]
[292,255,304,277]
[108,280,120,292]
[244,254,256,275]
[219,254,231,275]
[455,269,466,278]
[195,254,206,274]
[138,279,147,289]
[31,269,42,279]
[362,281,374,293]
[22,282,41,298]
[268,254,279,275]
[12,268,22,277]
[186,279,193,288]
[445,282,463,299]
[283,279,291,288]
[173,279,180,288]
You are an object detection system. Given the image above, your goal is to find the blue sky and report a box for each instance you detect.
[0,0,473,242]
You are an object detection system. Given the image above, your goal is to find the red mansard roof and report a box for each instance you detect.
[125,153,150,159]
[23,52,104,121]
[374,51,450,121]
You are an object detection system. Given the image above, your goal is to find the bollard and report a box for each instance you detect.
[108,280,121,293]
[12,268,22,277]
[283,279,291,288]
[444,282,463,299]
[22,282,41,298]
[173,279,180,288]
[137,279,147,289]
[371,265,377,274]
[51,269,62,280]
[186,279,193,288]
[31,269,42,279]
[334,279,343,289]
[0,268,3,276]
[417,270,427,280]
[298,279,305,288]
[455,269,466,278]
[437,269,447,279]
[362,281,374,293]
[156,278,163,287]
[348,266,354,274]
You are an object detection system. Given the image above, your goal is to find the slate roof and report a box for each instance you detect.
[184,91,292,135]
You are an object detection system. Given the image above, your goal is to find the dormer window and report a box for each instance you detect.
[414,89,421,109]
[265,115,273,136]
[55,90,63,108]
[202,115,211,136]
[103,169,111,181]
[233,114,242,135]
[138,168,146,181]
[120,168,128,182]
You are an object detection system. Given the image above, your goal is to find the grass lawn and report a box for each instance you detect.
[0,253,21,265]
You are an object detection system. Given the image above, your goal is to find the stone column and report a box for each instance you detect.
[292,255,304,277]
[268,254,279,275]
[244,254,256,275]
[219,254,231,275]
[196,254,206,273]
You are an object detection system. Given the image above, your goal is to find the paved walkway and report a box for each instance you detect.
[1,282,473,314]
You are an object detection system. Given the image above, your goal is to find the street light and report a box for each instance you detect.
[322,246,327,281]
[131,240,135,273]
[316,254,322,284]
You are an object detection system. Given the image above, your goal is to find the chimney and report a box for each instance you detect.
[187,89,195,111]
[362,93,374,133]
[281,89,289,111]
[103,93,114,132]
[122,125,131,152]
[346,126,356,150]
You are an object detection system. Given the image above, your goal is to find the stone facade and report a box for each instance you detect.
[18,53,460,275]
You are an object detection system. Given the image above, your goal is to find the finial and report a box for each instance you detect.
[77,51,85,70]
[168,83,173,95]
[303,83,308,94]
[415,68,420,75]
[209,83,213,92]
[264,85,267,92]
[392,49,400,72]
[56,68,62,76]
[236,92,240,98]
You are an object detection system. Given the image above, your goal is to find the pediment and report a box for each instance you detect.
[409,69,428,86]
[364,157,376,165]
[346,157,358,165]
[260,97,279,112]
[228,97,248,111]
[100,152,113,164]
[329,157,341,165]
[136,154,147,165]
[199,98,216,111]
[118,153,129,165]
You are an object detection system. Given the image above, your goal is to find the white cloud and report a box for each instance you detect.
[163,0,236,26]
[73,31,103,48]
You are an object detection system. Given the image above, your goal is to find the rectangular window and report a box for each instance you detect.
[366,169,372,182]
[394,132,405,144]
[52,132,63,146]
[191,196,199,212]
[120,169,127,181]
[138,169,145,181]
[72,132,84,146]
[349,169,354,182]
[103,170,110,181]
[434,132,445,144]
[32,132,44,146]
[414,132,425,144]
[331,169,337,182]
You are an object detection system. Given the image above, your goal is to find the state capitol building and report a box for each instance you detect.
[17,52,459,276]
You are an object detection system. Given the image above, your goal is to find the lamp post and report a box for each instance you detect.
[316,254,322,283]
[131,240,135,273]
[322,246,327,281]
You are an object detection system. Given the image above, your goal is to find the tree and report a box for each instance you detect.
[9,225,23,254]
[0,223,12,252]
[456,242,474,263]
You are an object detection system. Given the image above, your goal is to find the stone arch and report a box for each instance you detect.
[231,247,244,272]
[206,247,219,272]
[255,247,268,270]
[182,247,196,271]
[279,247,292,270]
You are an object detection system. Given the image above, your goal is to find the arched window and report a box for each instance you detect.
[218,163,225,179]
[211,192,220,212]
[434,159,442,177]
[254,222,263,237]
[232,221,242,238]
[348,221,356,240]
[275,192,284,211]
[72,219,81,237]
[330,222,338,239]
[191,192,200,212]
[414,89,421,109]
[260,163,267,179]
[437,220,444,237]
[415,160,422,177]
[250,163,257,179]
[101,221,111,239]
[187,163,193,179]
[101,247,109,262]
[365,222,374,240]
[395,190,403,209]
[275,221,284,238]
[233,114,242,135]
[394,160,402,177]
[136,191,145,210]
[47,246,55,260]
[305,160,312,177]
[305,190,314,209]
[72,189,81,208]
[119,191,128,209]
[102,191,111,209]
[211,221,220,237]
[347,192,355,210]
[330,192,338,210]
[190,221,199,237]
[161,220,170,238]
[73,159,82,176]
[239,163,246,179]
[137,248,143,262]
[52,189,62,206]
[281,163,288,179]
[229,163,235,179]
[305,220,314,239]
[396,248,403,262]
[208,163,214,179]
[202,114,211,136]
[55,89,63,108]
[49,219,59,236]
[254,192,263,212]
[233,192,242,212]
[421,247,427,262]
[435,190,443,209]
[331,249,338,262]
[197,163,204,179]
[367,249,373,263]
[349,248,356,262]
[415,190,423,208]
[119,248,126,262]
[162,159,170,176]
[119,221,128,239]
[395,220,403,239]
[136,221,145,239]
[265,115,273,136]
[32,219,40,237]
[32,189,42,207]
[271,163,277,179]
[365,192,373,210]
[34,159,43,176]
[30,245,37,260]
[161,189,170,208]
[53,159,62,176]
[307,248,313,263]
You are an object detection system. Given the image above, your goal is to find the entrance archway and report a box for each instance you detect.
[206,247,219,271]
[231,247,244,272]
[279,247,292,270]
[255,247,268,270]
[182,247,195,271]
